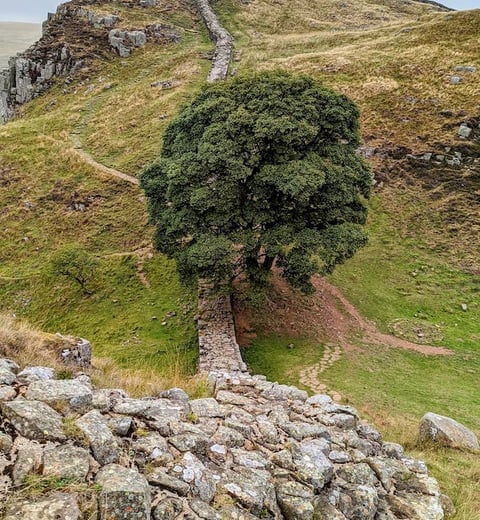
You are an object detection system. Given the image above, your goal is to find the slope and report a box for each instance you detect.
[0,0,214,391]
[0,0,479,515]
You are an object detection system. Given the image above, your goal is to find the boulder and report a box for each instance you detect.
[17,366,55,383]
[276,480,315,520]
[291,439,334,491]
[0,432,13,453]
[25,379,93,411]
[0,359,19,373]
[458,123,472,139]
[221,466,277,515]
[12,438,43,485]
[147,468,190,495]
[132,431,172,465]
[0,386,16,401]
[96,464,151,520]
[419,412,479,450]
[189,397,224,418]
[0,368,16,385]
[76,409,121,464]
[42,444,91,481]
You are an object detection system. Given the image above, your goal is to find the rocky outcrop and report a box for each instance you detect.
[0,2,108,124]
[109,29,148,57]
[0,1,182,124]
[195,0,234,82]
[0,357,446,519]
[419,412,479,451]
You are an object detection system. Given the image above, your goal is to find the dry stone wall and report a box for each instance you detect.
[0,358,447,519]
[0,0,451,517]
[197,283,248,374]
[194,0,234,82]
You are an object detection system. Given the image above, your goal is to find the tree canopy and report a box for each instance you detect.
[140,71,372,293]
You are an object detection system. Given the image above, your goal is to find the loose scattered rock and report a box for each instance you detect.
[1,400,66,441]
[26,379,92,411]
[0,356,449,519]
[4,492,81,520]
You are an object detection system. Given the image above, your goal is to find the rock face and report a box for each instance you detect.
[0,0,182,124]
[109,29,148,57]
[419,412,479,451]
[0,357,447,519]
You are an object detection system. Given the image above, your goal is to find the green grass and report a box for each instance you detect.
[242,335,324,390]
[244,196,480,519]
[0,253,197,373]
[1,0,479,515]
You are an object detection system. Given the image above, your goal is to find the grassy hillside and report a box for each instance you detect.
[0,0,479,516]
[218,1,480,517]
[0,0,211,393]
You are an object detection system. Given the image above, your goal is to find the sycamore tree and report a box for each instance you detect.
[140,71,372,293]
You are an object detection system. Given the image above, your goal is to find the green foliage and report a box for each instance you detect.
[141,71,372,292]
[49,245,99,295]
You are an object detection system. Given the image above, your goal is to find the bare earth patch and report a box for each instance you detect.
[235,274,453,397]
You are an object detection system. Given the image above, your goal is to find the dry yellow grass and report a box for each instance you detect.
[0,314,67,369]
[0,314,208,397]
[361,408,480,520]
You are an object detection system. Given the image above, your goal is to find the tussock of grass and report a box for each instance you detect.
[91,356,210,398]
[0,314,67,369]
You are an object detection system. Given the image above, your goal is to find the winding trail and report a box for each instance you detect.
[71,132,139,185]
[243,274,453,399]
[101,245,153,288]
[299,342,343,401]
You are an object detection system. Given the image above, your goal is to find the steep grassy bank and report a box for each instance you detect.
[0,1,211,388]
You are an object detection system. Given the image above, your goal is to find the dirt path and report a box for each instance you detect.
[71,132,139,186]
[71,125,150,286]
[298,342,343,401]
[102,245,153,289]
[236,273,453,398]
